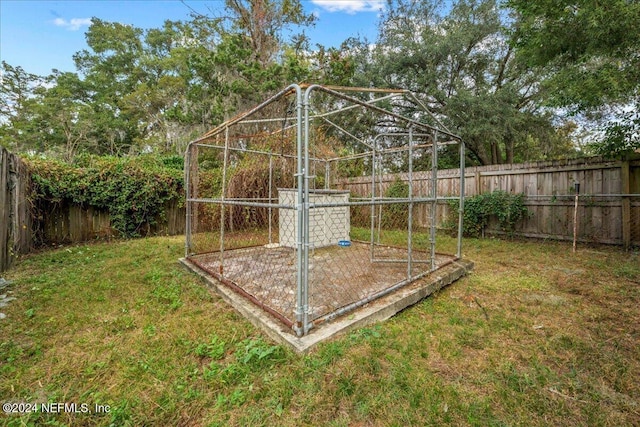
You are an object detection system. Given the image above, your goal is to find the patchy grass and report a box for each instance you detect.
[0,236,638,426]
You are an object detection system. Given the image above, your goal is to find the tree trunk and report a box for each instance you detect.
[469,140,491,165]
[491,142,499,164]
[506,138,514,164]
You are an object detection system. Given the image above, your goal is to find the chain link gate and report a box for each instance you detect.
[185,84,465,337]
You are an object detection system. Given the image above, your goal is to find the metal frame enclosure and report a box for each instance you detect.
[185,84,465,336]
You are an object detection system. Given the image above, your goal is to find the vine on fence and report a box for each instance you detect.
[26,155,185,238]
[448,191,530,237]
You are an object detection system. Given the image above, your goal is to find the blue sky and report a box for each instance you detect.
[0,0,385,77]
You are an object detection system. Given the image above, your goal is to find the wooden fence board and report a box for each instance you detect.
[1,148,187,267]
[0,149,10,272]
[340,156,640,247]
[35,200,186,245]
[2,149,638,274]
[1,148,32,272]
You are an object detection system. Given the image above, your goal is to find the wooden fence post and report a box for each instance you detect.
[190,144,199,234]
[0,148,32,273]
[474,171,482,196]
[621,159,631,250]
[0,148,9,272]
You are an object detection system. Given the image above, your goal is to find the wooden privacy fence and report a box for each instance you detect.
[1,148,186,273]
[2,149,637,274]
[339,156,640,248]
[0,148,32,273]
[35,200,185,246]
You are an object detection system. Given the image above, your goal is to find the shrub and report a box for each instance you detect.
[448,191,530,237]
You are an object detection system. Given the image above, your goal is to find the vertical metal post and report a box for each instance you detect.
[293,85,305,336]
[457,140,465,259]
[268,154,273,244]
[219,127,230,275]
[377,155,383,245]
[325,161,330,190]
[407,127,414,279]
[430,131,438,271]
[184,143,192,258]
[302,86,314,334]
[573,182,580,253]
[370,139,377,262]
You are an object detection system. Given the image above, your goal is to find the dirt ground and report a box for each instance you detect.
[188,242,456,326]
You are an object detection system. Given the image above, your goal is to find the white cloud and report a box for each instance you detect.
[53,17,92,31]
[311,0,385,14]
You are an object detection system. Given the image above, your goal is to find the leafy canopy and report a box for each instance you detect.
[508,0,640,157]
[508,0,640,110]
[345,0,578,165]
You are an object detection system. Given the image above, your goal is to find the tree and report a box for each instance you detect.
[314,42,358,86]
[351,0,574,165]
[507,0,640,110]
[224,0,315,67]
[1,1,318,159]
[507,0,640,156]
[72,18,148,155]
[591,100,640,157]
[0,61,46,152]
[37,72,98,160]
[188,0,315,114]
[72,1,316,153]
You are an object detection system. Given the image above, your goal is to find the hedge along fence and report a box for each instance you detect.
[1,147,31,273]
[340,155,640,248]
[26,155,187,246]
[2,149,218,272]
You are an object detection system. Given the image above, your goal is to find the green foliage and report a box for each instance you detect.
[2,0,587,167]
[334,148,366,179]
[590,101,640,158]
[161,155,185,170]
[150,281,183,311]
[26,155,184,238]
[1,1,317,160]
[507,0,640,160]
[235,337,284,367]
[200,337,285,408]
[449,191,530,237]
[351,0,574,166]
[381,178,409,230]
[0,61,49,153]
[508,0,640,111]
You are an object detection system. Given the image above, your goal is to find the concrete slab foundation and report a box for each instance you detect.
[180,256,473,353]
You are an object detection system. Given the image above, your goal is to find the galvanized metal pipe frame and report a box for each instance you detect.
[219,127,230,271]
[300,85,465,334]
[187,197,461,209]
[457,141,465,259]
[268,155,274,244]
[431,130,438,271]
[407,127,414,279]
[185,84,466,337]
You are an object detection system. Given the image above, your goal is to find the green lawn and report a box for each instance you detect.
[0,236,638,426]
